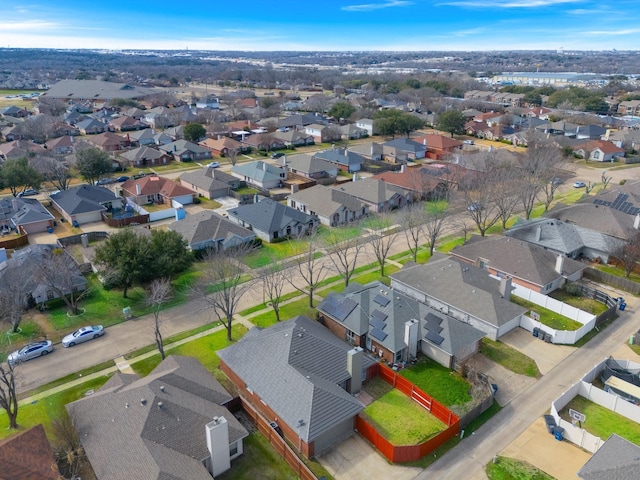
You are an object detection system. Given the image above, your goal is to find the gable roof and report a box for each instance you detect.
[120,146,169,163]
[450,235,585,287]
[578,434,640,480]
[159,139,210,156]
[0,424,60,480]
[66,356,247,480]
[413,134,463,150]
[169,210,254,246]
[314,148,364,167]
[372,167,444,194]
[180,167,233,193]
[50,184,119,215]
[218,316,370,443]
[575,139,625,155]
[331,178,410,205]
[199,136,243,152]
[231,160,285,183]
[7,197,55,226]
[42,79,159,100]
[286,154,336,175]
[288,184,365,217]
[391,255,527,328]
[547,202,635,241]
[121,175,195,198]
[383,137,426,153]
[228,197,315,233]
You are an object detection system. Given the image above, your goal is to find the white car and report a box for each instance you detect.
[7,341,53,365]
[573,181,586,188]
[62,325,105,347]
[206,162,220,168]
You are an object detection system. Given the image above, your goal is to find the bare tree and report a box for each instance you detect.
[601,170,613,190]
[227,147,239,166]
[53,414,87,479]
[0,264,32,333]
[368,214,399,277]
[614,232,640,278]
[324,228,365,287]
[36,247,90,315]
[585,181,597,194]
[423,202,451,256]
[146,278,173,360]
[402,203,427,262]
[197,246,254,341]
[462,168,504,237]
[287,232,328,308]
[261,259,287,322]
[0,360,18,429]
[40,157,72,191]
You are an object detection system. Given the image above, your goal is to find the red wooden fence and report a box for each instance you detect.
[356,362,461,463]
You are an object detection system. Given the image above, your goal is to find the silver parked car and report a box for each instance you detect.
[7,340,53,365]
[62,325,105,347]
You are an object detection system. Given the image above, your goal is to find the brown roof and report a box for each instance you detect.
[576,140,625,154]
[0,424,61,480]
[372,167,442,193]
[199,136,243,152]
[122,175,196,198]
[45,135,74,149]
[85,132,126,147]
[413,134,463,151]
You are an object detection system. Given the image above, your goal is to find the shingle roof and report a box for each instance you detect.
[286,154,336,175]
[180,167,231,193]
[383,137,426,153]
[0,425,60,480]
[168,210,254,247]
[121,175,195,198]
[50,184,119,215]
[120,146,168,162]
[314,148,364,167]
[450,235,585,287]
[218,316,371,443]
[288,184,365,218]
[42,79,159,100]
[0,197,54,227]
[547,203,634,241]
[159,140,210,156]
[331,177,409,205]
[578,434,640,480]
[391,256,527,328]
[228,197,315,233]
[231,160,284,184]
[66,356,247,480]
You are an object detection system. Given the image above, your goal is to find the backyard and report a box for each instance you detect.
[480,338,540,378]
[510,295,583,331]
[399,356,472,407]
[485,456,555,480]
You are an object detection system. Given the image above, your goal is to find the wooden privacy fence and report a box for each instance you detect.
[356,363,460,463]
[239,397,317,480]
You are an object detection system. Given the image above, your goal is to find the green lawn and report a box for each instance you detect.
[0,321,44,350]
[596,264,640,283]
[559,395,640,446]
[399,357,472,407]
[216,433,299,480]
[129,323,248,377]
[549,289,608,315]
[248,297,318,327]
[480,338,540,378]
[510,296,583,331]
[362,389,447,445]
[486,456,555,480]
[243,241,316,268]
[0,376,112,445]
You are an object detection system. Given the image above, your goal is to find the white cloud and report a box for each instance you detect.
[342,1,414,12]
[583,28,640,36]
[438,0,579,8]
[0,20,61,32]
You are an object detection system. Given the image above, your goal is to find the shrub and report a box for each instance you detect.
[193,197,202,204]
[620,179,627,185]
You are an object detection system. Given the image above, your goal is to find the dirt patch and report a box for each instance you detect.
[26,311,61,342]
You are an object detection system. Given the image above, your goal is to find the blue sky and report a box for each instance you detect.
[1,1,639,51]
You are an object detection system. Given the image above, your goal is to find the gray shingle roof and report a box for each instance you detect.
[218,316,371,443]
[286,154,336,175]
[227,198,316,234]
[231,160,285,184]
[314,148,364,167]
[391,256,527,328]
[288,185,365,218]
[0,197,54,227]
[42,79,159,100]
[159,140,210,155]
[50,184,120,215]
[331,177,409,205]
[66,356,247,480]
[168,210,254,247]
[120,146,167,162]
[179,168,231,194]
[578,434,640,480]
[450,235,585,287]
[547,202,635,241]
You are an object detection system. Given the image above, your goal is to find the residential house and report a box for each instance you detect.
[109,115,146,132]
[85,131,129,152]
[605,129,640,151]
[391,254,528,340]
[491,92,526,107]
[413,134,462,159]
[382,137,427,162]
[199,136,245,157]
[574,140,625,162]
[230,160,286,190]
[44,135,74,156]
[574,124,607,140]
[338,123,368,140]
[331,177,412,212]
[50,184,121,224]
[278,113,318,130]
[504,217,626,263]
[218,315,374,458]
[347,141,384,161]
[288,185,368,227]
[373,166,450,200]
[464,91,493,102]
[180,167,241,199]
[450,235,585,294]
[0,425,61,480]
[153,131,173,146]
[314,148,364,173]
[577,434,640,480]
[128,128,156,146]
[67,356,248,480]
[159,140,212,162]
[165,125,185,141]
[1,105,29,118]
[169,210,255,251]
[123,107,148,120]
[524,107,553,120]
[318,281,485,370]
[305,123,339,143]
[0,197,55,234]
[285,154,338,180]
[1,123,25,142]
[242,133,286,151]
[355,118,376,136]
[119,146,172,168]
[273,129,315,147]
[0,244,87,306]
[121,175,196,206]
[76,117,107,135]
[227,197,317,242]
[617,100,640,116]
[0,140,46,161]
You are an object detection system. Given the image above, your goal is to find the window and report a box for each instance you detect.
[47,290,54,300]
[346,330,357,345]
[395,351,403,362]
[229,441,238,456]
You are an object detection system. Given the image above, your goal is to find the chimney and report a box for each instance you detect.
[634,213,640,230]
[11,197,18,212]
[344,148,348,157]
[404,319,419,361]
[262,161,267,171]
[605,129,611,140]
[254,193,259,204]
[555,254,565,275]
[135,183,141,195]
[217,134,221,140]
[291,184,299,194]
[206,416,231,477]
[346,347,363,394]
[535,225,542,242]
[499,276,512,300]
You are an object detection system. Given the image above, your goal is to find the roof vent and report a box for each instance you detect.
[140,398,147,406]
[160,385,165,392]
[157,402,163,409]
[125,403,129,408]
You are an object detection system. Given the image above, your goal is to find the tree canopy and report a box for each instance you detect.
[436,109,466,137]
[183,122,206,142]
[328,101,356,121]
[0,157,42,197]
[75,147,112,186]
[374,109,424,138]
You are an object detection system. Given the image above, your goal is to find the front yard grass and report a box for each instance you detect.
[248,297,318,327]
[510,296,582,331]
[399,356,472,407]
[480,338,540,378]
[362,389,447,445]
[559,395,640,446]
[216,432,298,480]
[129,323,248,377]
[486,456,555,480]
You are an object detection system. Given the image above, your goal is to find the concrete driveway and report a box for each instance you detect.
[500,327,577,375]
[470,353,537,407]
[317,435,422,480]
